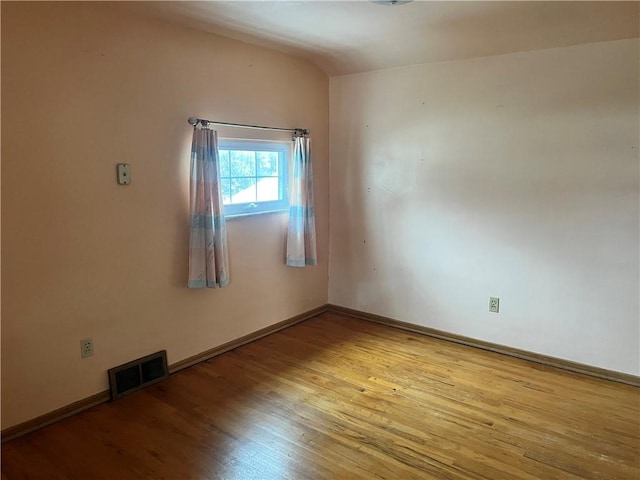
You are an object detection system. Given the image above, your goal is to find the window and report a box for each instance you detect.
[218,139,290,217]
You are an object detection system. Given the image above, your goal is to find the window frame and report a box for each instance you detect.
[218,138,290,218]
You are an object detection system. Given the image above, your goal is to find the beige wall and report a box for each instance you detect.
[1,2,329,428]
[330,39,639,375]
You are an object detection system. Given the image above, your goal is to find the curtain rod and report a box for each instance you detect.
[187,117,309,135]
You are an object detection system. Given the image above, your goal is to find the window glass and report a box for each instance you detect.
[218,140,290,217]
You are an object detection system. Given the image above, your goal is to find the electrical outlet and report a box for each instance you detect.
[80,338,94,358]
[489,297,500,313]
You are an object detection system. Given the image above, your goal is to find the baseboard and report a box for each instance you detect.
[327,304,640,387]
[168,304,328,373]
[0,390,111,443]
[1,304,329,443]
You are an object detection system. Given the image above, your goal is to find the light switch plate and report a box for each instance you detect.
[117,163,131,185]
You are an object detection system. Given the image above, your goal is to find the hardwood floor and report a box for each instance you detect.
[2,312,639,479]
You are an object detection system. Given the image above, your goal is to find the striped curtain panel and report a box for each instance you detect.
[286,135,317,267]
[188,127,230,288]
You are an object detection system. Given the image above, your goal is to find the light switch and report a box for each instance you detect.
[117,163,131,185]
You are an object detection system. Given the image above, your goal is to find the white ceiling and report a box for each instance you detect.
[135,1,640,76]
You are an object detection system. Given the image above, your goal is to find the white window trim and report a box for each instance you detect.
[218,139,290,218]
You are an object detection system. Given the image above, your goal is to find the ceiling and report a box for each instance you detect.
[134,1,640,76]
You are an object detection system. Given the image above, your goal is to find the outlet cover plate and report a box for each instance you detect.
[80,338,94,358]
[489,297,500,313]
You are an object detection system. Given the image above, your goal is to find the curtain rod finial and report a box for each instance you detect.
[187,117,198,126]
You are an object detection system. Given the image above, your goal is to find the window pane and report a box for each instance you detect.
[256,151,279,177]
[230,177,257,204]
[218,140,289,216]
[256,177,280,202]
[220,179,231,204]
[219,150,230,178]
[229,150,256,177]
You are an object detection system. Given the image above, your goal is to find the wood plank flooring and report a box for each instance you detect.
[2,312,639,479]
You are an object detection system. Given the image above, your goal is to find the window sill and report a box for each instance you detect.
[224,208,288,220]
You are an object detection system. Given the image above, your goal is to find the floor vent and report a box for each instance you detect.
[108,350,169,400]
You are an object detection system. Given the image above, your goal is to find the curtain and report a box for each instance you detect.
[286,135,317,267]
[188,127,230,288]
